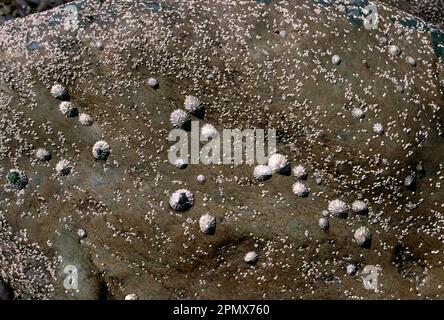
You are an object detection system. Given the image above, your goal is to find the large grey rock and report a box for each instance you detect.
[0,0,443,299]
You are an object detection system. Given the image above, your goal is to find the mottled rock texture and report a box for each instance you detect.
[0,0,443,299]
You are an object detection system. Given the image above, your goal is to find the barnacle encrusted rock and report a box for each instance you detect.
[0,0,443,300]
[169,189,194,211]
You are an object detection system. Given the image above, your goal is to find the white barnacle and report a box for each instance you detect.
[328,199,348,218]
[354,226,372,247]
[351,107,365,119]
[201,123,219,139]
[292,181,309,197]
[332,54,342,65]
[199,214,216,235]
[148,77,159,88]
[319,217,329,231]
[170,109,190,129]
[79,113,94,126]
[373,123,384,135]
[50,84,68,100]
[244,251,258,264]
[174,159,188,169]
[352,200,368,214]
[169,189,194,211]
[197,174,206,183]
[124,293,139,300]
[292,164,307,180]
[92,141,110,161]
[267,153,290,174]
[184,95,201,113]
[59,101,78,117]
[253,165,272,181]
[35,148,51,161]
[56,159,72,176]
[6,169,28,189]
[388,44,401,56]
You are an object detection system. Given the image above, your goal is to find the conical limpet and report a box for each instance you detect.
[169,189,194,211]
[373,123,384,135]
[50,84,69,100]
[77,228,87,239]
[319,217,329,231]
[244,251,258,264]
[35,148,51,161]
[332,54,342,65]
[351,107,365,119]
[292,181,309,197]
[184,95,201,113]
[59,101,78,117]
[346,264,357,276]
[292,164,307,180]
[253,165,272,181]
[199,214,216,235]
[170,109,191,129]
[125,293,139,300]
[405,56,416,66]
[388,44,401,56]
[174,159,188,169]
[79,113,94,126]
[201,123,219,139]
[56,159,72,176]
[354,226,372,248]
[92,141,110,160]
[351,200,368,215]
[6,169,28,189]
[148,77,159,89]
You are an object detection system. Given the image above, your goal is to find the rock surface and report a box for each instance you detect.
[0,0,443,299]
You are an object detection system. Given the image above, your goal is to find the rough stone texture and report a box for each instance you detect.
[0,0,443,299]
[382,0,444,29]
